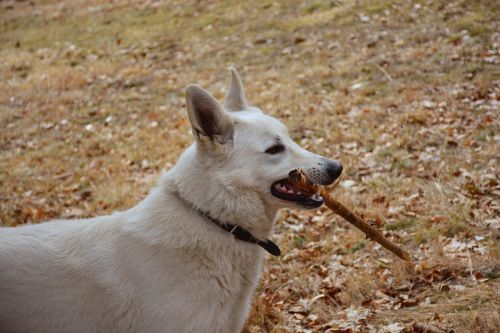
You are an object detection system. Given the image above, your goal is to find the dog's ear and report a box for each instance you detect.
[185,84,234,146]
[223,67,248,112]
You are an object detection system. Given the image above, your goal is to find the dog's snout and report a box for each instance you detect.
[326,160,343,181]
[307,159,343,185]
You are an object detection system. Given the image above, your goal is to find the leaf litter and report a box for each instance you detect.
[1,0,499,332]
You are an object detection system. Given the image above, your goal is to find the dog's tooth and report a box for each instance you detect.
[312,194,321,200]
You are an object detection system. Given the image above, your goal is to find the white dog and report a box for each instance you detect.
[0,68,342,333]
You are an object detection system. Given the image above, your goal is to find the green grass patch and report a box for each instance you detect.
[450,11,493,37]
[455,295,489,312]
[293,235,306,248]
[362,0,393,14]
[386,218,416,231]
[349,241,366,253]
[415,227,440,244]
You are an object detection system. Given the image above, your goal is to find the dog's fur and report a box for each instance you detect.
[0,68,342,333]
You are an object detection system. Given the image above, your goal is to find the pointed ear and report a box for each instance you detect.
[223,67,248,112]
[185,84,233,145]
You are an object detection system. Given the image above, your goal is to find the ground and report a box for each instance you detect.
[1,0,499,332]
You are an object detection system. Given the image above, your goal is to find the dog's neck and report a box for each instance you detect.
[173,190,280,256]
[163,146,277,240]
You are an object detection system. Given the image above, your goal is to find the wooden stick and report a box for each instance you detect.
[288,169,412,262]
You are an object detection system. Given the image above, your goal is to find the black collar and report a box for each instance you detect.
[178,193,281,256]
[200,210,281,256]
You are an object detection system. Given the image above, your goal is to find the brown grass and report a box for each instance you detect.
[1,0,499,331]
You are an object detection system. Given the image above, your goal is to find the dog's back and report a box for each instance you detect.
[0,217,131,332]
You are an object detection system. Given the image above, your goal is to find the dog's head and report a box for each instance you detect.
[185,68,342,210]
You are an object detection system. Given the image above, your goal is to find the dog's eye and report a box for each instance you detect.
[265,144,285,155]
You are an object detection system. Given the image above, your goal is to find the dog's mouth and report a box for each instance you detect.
[270,179,323,208]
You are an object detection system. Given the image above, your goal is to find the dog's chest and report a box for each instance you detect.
[193,243,265,297]
[130,244,265,332]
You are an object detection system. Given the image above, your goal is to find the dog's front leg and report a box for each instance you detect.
[227,252,266,332]
[227,287,254,332]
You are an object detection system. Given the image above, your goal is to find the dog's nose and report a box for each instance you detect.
[326,160,343,181]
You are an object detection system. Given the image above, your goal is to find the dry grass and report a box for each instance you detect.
[1,0,499,331]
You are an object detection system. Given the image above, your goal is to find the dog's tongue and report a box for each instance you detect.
[273,181,305,196]
[274,180,320,199]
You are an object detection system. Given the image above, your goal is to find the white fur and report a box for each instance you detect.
[0,69,340,333]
